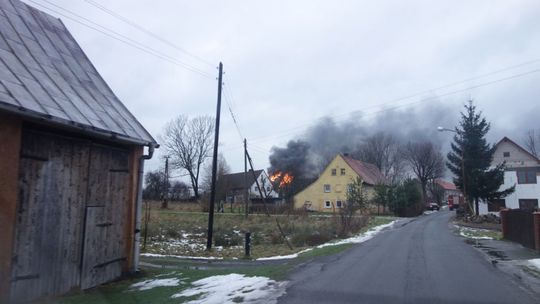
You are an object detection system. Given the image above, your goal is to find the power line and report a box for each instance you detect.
[248,66,540,145]
[222,73,245,142]
[192,63,540,155]
[29,0,214,78]
[82,0,215,69]
[224,74,241,117]
[223,90,244,141]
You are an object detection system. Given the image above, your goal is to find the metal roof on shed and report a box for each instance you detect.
[0,0,156,146]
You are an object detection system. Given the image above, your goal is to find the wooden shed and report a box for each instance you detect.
[0,0,157,302]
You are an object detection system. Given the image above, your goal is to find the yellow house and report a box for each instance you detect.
[294,153,385,212]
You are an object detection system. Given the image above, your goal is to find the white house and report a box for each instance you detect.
[479,137,540,214]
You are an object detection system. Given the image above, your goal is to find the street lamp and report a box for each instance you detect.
[438,126,469,212]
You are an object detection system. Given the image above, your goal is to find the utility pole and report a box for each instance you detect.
[161,156,169,209]
[244,138,249,218]
[207,62,223,251]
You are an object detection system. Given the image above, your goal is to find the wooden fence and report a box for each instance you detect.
[500,209,538,251]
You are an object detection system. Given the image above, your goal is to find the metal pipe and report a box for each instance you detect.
[132,144,155,272]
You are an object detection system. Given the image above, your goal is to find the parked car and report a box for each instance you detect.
[426,203,440,211]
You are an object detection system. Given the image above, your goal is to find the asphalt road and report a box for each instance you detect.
[278,211,539,304]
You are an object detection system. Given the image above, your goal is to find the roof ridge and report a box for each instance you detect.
[495,136,540,163]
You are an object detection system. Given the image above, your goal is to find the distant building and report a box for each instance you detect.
[0,0,156,302]
[221,170,279,204]
[479,137,540,214]
[293,153,385,212]
[434,179,463,209]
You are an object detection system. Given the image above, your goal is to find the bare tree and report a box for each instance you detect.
[402,141,445,205]
[354,132,404,184]
[163,115,214,199]
[201,153,231,199]
[524,129,540,158]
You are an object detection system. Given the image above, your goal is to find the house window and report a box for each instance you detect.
[503,152,510,157]
[331,169,336,176]
[488,199,506,212]
[336,200,342,208]
[266,186,271,192]
[340,168,346,175]
[517,169,537,184]
[324,184,331,193]
[324,201,332,208]
[519,199,538,211]
[335,184,342,193]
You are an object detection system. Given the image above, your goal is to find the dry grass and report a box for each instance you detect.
[140,201,386,259]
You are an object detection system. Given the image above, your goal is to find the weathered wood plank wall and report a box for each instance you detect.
[10,128,133,302]
[0,114,22,304]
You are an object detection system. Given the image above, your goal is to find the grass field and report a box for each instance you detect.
[141,200,393,259]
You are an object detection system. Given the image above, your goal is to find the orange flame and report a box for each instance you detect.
[271,171,294,188]
[279,173,294,187]
[270,171,282,182]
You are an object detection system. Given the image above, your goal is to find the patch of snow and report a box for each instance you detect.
[141,253,223,260]
[317,221,396,248]
[256,220,397,261]
[256,249,312,261]
[155,271,178,278]
[459,231,493,240]
[130,278,181,291]
[527,258,540,271]
[171,273,286,304]
[455,225,494,240]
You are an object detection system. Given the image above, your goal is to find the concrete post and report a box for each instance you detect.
[533,212,540,253]
[500,209,509,239]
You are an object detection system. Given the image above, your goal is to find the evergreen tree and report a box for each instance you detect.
[446,100,514,215]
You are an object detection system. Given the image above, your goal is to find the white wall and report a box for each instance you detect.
[479,170,540,214]
[249,173,279,198]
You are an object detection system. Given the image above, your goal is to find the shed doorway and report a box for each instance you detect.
[10,128,131,302]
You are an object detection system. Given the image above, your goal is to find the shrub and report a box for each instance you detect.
[270,231,284,245]
[213,229,242,247]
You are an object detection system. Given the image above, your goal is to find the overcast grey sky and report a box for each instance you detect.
[26,0,540,177]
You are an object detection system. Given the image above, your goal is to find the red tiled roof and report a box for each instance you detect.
[435,179,457,190]
[341,154,385,185]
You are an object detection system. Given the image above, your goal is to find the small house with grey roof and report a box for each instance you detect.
[0,0,157,302]
[220,170,279,204]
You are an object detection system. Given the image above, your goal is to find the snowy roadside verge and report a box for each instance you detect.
[141,253,224,260]
[453,224,501,240]
[527,259,540,273]
[256,220,397,261]
[129,277,182,291]
[171,273,286,304]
